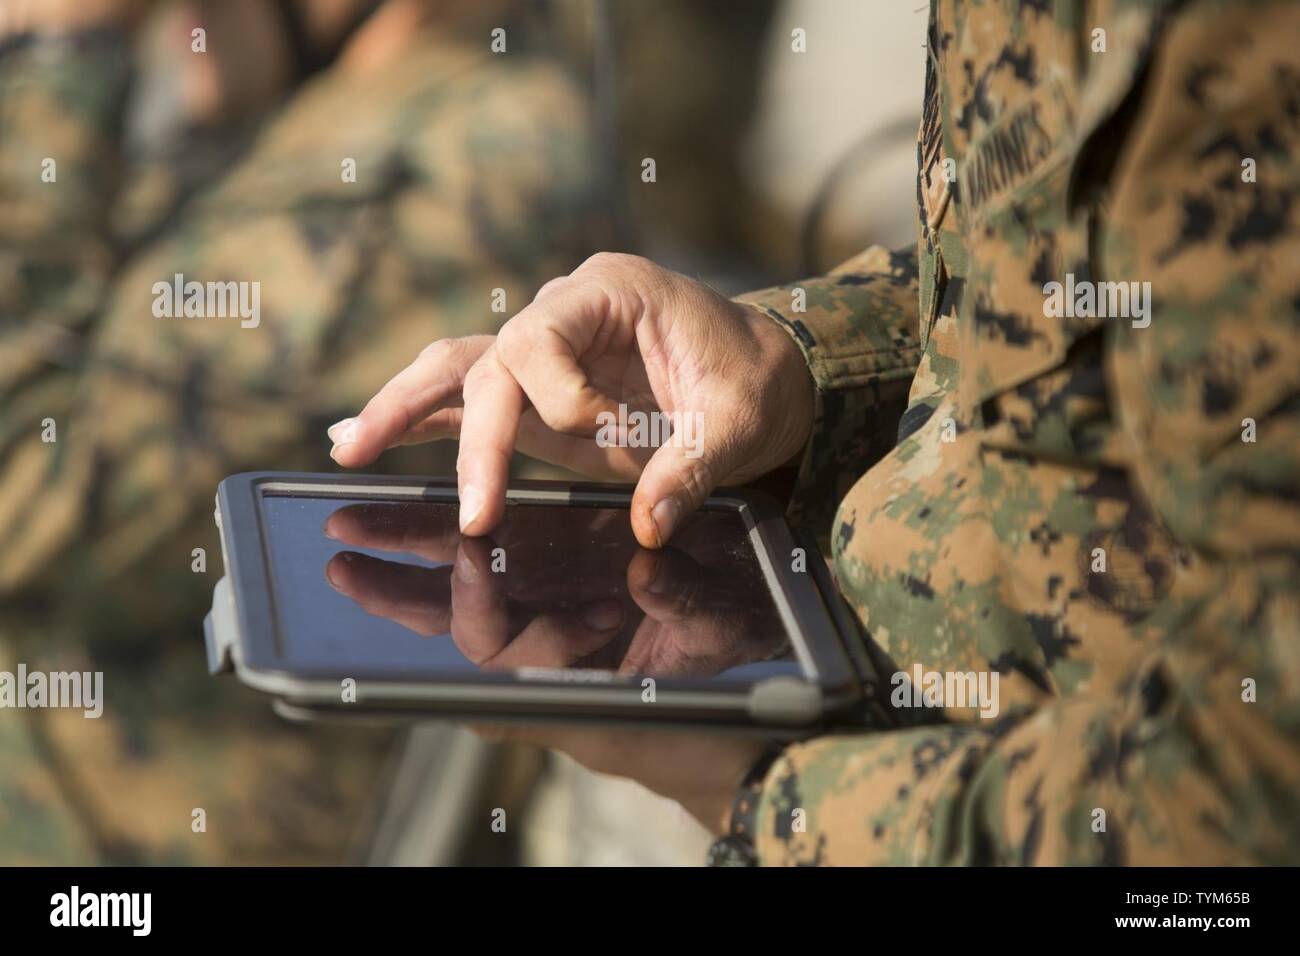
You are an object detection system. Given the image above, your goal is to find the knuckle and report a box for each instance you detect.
[677,457,716,505]
[573,253,668,319]
[419,338,453,360]
[576,251,619,273]
[577,251,651,280]
[671,582,703,619]
[460,355,496,397]
[420,337,484,374]
[533,275,569,301]
[494,320,526,365]
[538,398,589,434]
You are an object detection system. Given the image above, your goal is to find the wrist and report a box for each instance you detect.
[706,743,786,866]
[741,301,816,471]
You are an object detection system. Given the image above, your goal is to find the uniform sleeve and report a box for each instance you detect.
[735,244,922,542]
[751,0,1300,866]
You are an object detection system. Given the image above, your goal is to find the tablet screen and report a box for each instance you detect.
[258,494,803,684]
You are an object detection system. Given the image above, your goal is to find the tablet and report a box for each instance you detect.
[205,472,881,730]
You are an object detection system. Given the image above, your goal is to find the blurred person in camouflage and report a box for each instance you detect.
[333,0,1300,865]
[0,0,598,863]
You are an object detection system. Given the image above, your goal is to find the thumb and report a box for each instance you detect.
[630,416,737,548]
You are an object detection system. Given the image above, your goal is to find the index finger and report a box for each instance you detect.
[457,345,526,535]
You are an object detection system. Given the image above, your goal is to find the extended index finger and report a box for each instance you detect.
[457,345,526,535]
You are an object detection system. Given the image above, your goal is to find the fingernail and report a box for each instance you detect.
[647,556,673,596]
[459,485,485,533]
[328,417,358,446]
[326,552,355,590]
[328,418,359,463]
[650,497,681,546]
[582,600,626,631]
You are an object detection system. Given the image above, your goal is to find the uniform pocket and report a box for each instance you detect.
[951,1,1169,416]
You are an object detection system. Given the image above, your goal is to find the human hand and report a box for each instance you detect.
[327,253,814,548]
[472,722,774,838]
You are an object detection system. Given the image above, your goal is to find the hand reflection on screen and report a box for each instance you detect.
[320,502,791,680]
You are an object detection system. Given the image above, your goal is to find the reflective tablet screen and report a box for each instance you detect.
[259,494,804,683]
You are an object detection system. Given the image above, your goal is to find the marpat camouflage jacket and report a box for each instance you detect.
[738,0,1300,865]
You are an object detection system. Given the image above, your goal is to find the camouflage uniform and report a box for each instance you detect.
[738,0,1300,864]
[0,17,597,862]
